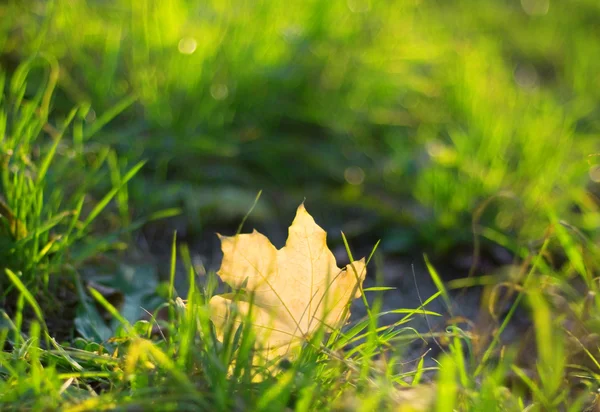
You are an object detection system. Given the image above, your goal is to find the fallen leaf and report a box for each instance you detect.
[210,203,366,360]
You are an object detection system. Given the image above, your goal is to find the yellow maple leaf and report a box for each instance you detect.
[209,203,366,359]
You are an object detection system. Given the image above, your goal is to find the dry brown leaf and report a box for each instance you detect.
[209,203,367,360]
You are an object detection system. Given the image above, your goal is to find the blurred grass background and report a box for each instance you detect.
[1,0,598,256]
[1,2,600,409]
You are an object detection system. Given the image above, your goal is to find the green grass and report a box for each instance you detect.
[0,56,143,296]
[1,218,599,410]
[1,0,600,410]
[2,0,597,244]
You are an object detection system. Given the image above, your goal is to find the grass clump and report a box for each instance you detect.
[0,62,145,338]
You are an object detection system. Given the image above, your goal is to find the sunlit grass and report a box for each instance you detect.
[2,0,597,245]
[0,0,599,410]
[2,217,598,410]
[0,58,146,299]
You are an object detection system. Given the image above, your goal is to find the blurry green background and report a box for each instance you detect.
[1,0,599,258]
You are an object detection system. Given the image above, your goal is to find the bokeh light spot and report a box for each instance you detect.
[178,37,197,55]
[521,0,549,16]
[210,84,229,101]
[426,140,457,166]
[344,167,365,185]
[589,165,600,183]
[514,63,539,91]
[495,210,513,230]
[347,0,371,13]
[85,109,96,123]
